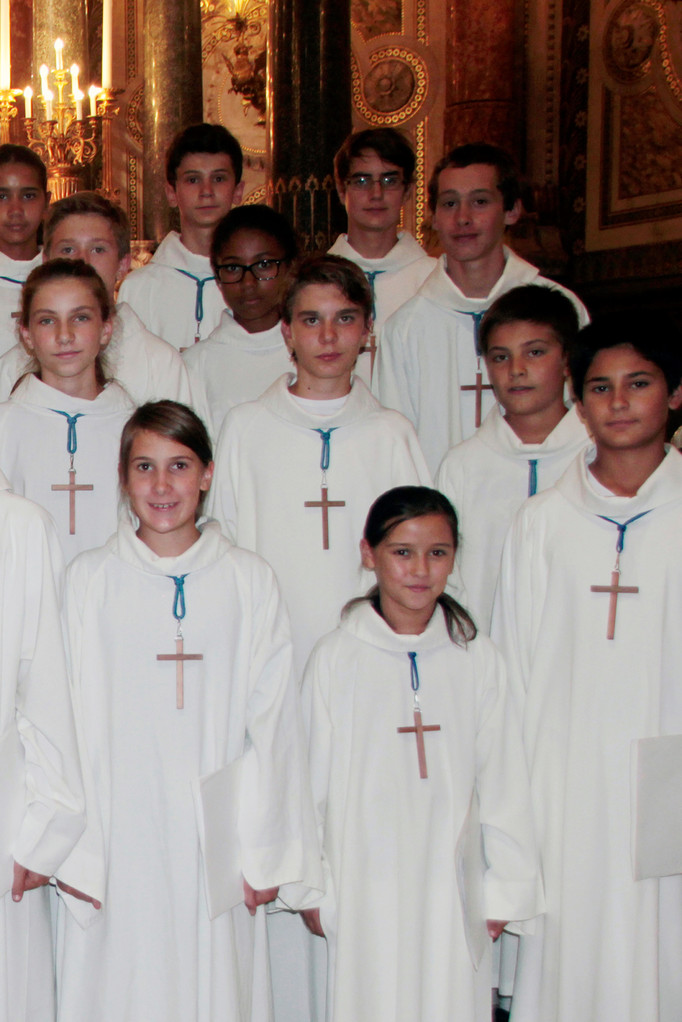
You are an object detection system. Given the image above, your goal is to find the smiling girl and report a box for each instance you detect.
[0,258,134,560]
[55,400,322,1022]
[300,486,542,1022]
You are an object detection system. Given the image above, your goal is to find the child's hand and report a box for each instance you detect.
[301,907,325,938]
[243,878,279,916]
[12,861,50,902]
[486,919,508,941]
[56,880,102,910]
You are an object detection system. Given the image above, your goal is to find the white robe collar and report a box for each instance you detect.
[111,517,227,577]
[418,246,540,315]
[259,372,380,429]
[210,310,286,353]
[10,372,132,414]
[150,230,213,276]
[329,231,430,273]
[556,445,682,519]
[341,598,453,654]
[0,248,42,283]
[477,404,588,462]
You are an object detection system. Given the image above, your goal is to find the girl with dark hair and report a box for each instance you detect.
[300,486,541,1022]
[55,400,322,1022]
[0,258,133,560]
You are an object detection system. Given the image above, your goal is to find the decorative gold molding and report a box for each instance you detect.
[352,46,428,125]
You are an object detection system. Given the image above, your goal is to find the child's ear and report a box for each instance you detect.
[19,325,33,353]
[335,176,347,205]
[200,461,214,492]
[231,181,245,208]
[117,254,132,282]
[504,199,522,228]
[281,320,295,359]
[360,538,375,571]
[669,384,682,412]
[99,318,114,350]
[164,181,179,209]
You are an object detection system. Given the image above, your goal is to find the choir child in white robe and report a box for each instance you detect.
[0,145,49,355]
[376,143,589,473]
[119,123,245,351]
[0,259,134,561]
[0,191,203,409]
[0,475,95,1022]
[436,284,588,633]
[328,127,435,373]
[208,254,430,1022]
[493,311,682,1022]
[300,486,542,1022]
[55,400,322,1022]
[209,253,431,680]
[183,203,298,438]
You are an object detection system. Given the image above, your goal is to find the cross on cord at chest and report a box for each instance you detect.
[156,573,203,708]
[304,426,346,550]
[50,410,93,535]
[589,510,650,640]
[396,651,441,779]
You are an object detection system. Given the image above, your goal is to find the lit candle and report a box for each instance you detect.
[54,38,63,72]
[23,86,32,118]
[39,64,49,102]
[74,88,83,121]
[102,0,113,89]
[88,85,99,117]
[45,89,53,121]
[0,0,10,91]
[70,63,79,97]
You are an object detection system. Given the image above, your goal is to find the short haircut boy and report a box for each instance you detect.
[210,204,299,275]
[479,284,580,355]
[427,142,520,213]
[165,123,243,187]
[43,191,130,259]
[282,253,372,325]
[569,310,682,399]
[334,128,416,188]
[0,143,48,193]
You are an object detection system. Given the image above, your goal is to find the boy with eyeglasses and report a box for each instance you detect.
[329,128,435,375]
[119,123,244,352]
[183,204,301,437]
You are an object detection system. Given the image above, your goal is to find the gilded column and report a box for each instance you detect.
[444,0,523,161]
[142,0,203,243]
[32,0,89,91]
[268,0,351,250]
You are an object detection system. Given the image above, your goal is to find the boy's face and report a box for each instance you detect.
[432,163,519,267]
[0,162,48,259]
[215,228,288,333]
[165,152,244,232]
[484,320,567,419]
[337,149,410,236]
[281,282,368,389]
[576,343,682,453]
[46,213,129,298]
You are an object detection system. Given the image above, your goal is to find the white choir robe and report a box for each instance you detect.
[0,375,134,561]
[435,405,588,633]
[303,601,542,1022]
[119,232,225,351]
[182,313,292,439]
[208,373,432,680]
[376,247,589,473]
[0,302,207,416]
[328,232,436,358]
[55,519,323,1022]
[0,475,86,1022]
[493,446,682,1022]
[0,250,42,356]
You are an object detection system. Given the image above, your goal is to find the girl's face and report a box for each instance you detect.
[361,513,456,634]
[123,429,214,557]
[215,228,288,333]
[20,277,112,396]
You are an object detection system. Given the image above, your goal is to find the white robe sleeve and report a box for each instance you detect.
[206,409,242,542]
[238,557,323,898]
[374,308,419,427]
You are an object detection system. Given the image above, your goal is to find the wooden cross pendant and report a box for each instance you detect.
[460,371,494,428]
[157,637,203,708]
[304,485,346,550]
[397,708,441,779]
[359,332,378,377]
[590,570,639,640]
[51,468,94,535]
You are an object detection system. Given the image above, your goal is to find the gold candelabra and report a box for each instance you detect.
[0,87,22,144]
